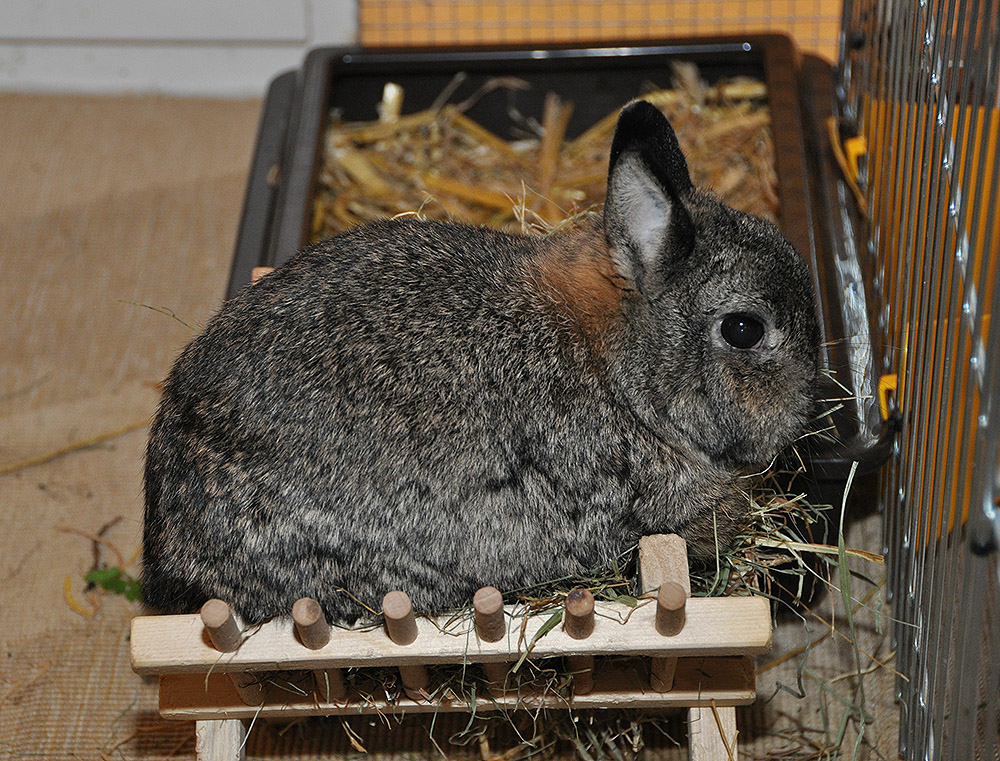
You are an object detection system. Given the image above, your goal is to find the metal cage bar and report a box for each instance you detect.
[839,0,1000,758]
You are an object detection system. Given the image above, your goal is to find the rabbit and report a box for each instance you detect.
[142,100,820,625]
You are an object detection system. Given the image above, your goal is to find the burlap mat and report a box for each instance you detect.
[0,92,899,760]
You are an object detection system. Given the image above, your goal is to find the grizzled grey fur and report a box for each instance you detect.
[143,100,820,624]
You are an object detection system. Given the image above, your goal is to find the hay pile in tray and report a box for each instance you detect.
[312,61,778,242]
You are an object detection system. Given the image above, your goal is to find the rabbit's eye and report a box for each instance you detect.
[720,312,765,349]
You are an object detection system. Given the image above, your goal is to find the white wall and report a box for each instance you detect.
[0,0,358,97]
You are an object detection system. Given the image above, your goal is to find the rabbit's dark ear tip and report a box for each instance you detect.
[616,100,672,135]
[609,100,690,192]
[610,100,680,164]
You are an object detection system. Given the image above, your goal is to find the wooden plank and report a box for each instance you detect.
[131,596,771,675]
[639,534,690,693]
[159,656,756,720]
[639,533,691,595]
[195,719,246,761]
[689,704,738,761]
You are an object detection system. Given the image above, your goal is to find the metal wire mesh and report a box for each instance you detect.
[358,0,842,61]
[839,0,1000,758]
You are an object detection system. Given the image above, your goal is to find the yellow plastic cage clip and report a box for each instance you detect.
[826,118,868,213]
[844,135,868,183]
[878,373,898,421]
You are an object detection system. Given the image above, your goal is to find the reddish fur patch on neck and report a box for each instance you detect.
[534,225,631,347]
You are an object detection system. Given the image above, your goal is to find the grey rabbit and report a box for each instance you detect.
[142,100,820,625]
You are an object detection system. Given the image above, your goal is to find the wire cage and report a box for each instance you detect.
[358,0,843,61]
[838,0,1000,759]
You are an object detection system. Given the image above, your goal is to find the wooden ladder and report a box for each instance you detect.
[130,534,771,760]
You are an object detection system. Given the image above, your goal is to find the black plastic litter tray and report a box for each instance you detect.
[229,36,894,530]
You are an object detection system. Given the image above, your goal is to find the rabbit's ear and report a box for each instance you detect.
[604,101,695,294]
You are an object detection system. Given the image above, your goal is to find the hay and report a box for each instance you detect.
[312,62,777,242]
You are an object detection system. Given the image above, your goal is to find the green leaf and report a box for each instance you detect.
[610,592,638,608]
[85,566,143,602]
[511,609,563,674]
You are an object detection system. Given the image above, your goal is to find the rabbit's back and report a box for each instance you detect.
[143,219,660,623]
[143,101,820,625]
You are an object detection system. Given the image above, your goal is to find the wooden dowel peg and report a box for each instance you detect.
[399,663,430,701]
[650,655,678,693]
[292,598,345,701]
[382,591,427,699]
[563,588,595,639]
[199,601,266,705]
[482,661,509,693]
[564,589,596,695]
[473,586,506,642]
[650,582,685,693]
[567,654,595,696]
[383,590,419,645]
[474,587,510,695]
[312,668,347,702]
[655,582,687,636]
[292,597,331,649]
[201,599,242,653]
[230,672,265,706]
